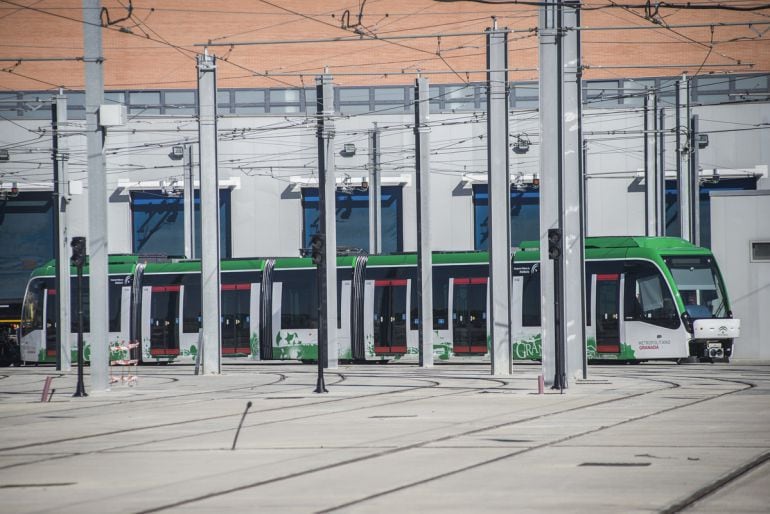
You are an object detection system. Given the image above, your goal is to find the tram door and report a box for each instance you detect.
[148,285,180,357]
[221,284,251,354]
[594,273,622,353]
[373,279,408,354]
[452,278,488,354]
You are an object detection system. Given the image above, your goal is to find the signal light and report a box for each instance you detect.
[71,236,87,267]
[547,228,562,260]
[310,233,325,266]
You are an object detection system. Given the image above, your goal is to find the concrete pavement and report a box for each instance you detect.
[0,362,768,513]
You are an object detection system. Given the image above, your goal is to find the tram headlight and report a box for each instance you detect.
[681,312,694,334]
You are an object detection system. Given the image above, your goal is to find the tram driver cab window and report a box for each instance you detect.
[624,261,679,329]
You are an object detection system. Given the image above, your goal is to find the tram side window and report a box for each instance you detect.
[182,278,201,333]
[280,271,318,329]
[623,262,679,329]
[432,267,450,330]
[108,282,122,332]
[522,273,541,327]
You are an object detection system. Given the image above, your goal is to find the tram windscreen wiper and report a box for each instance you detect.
[712,299,725,318]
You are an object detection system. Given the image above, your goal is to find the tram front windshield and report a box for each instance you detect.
[664,256,727,319]
[21,278,45,336]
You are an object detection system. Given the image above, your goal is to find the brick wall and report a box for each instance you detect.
[0,0,767,90]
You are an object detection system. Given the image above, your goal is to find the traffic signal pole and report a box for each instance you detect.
[548,229,565,391]
[310,234,328,393]
[71,237,87,397]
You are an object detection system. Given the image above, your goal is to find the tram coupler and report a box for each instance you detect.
[688,339,733,363]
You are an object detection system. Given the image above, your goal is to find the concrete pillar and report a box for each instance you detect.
[53,92,71,372]
[538,0,561,388]
[414,77,433,368]
[486,24,512,376]
[561,2,587,384]
[197,53,222,375]
[83,0,109,391]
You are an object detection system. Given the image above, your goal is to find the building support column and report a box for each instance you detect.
[414,77,433,368]
[658,106,667,236]
[368,125,381,255]
[197,52,222,375]
[486,23,512,376]
[645,90,659,236]
[690,114,701,246]
[677,75,692,242]
[53,92,71,372]
[183,145,195,259]
[317,73,338,369]
[83,0,109,391]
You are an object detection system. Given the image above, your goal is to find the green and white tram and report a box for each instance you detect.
[512,237,739,362]
[19,237,739,365]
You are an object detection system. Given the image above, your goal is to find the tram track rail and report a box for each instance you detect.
[0,367,554,477]
[0,375,526,477]
[0,372,291,421]
[0,364,766,514]
[128,371,700,513]
[127,369,754,514]
[0,365,516,423]
[0,372,477,465]
[316,373,757,514]
[662,449,770,513]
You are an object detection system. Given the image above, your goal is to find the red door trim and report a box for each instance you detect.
[374,279,407,287]
[454,277,488,285]
[222,283,251,291]
[374,345,407,354]
[222,347,252,354]
[453,345,488,354]
[150,348,180,356]
[152,285,181,293]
